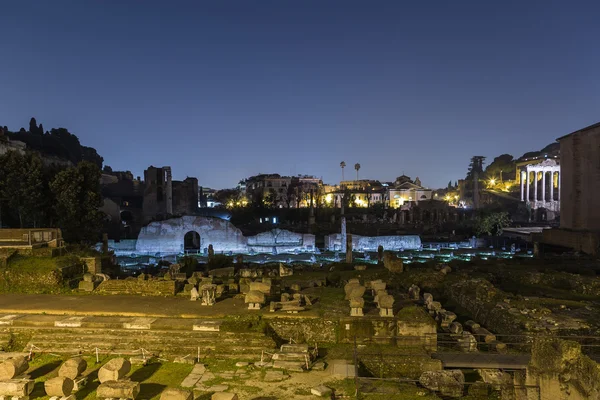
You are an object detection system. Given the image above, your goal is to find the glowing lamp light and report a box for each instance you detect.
[489,179,496,185]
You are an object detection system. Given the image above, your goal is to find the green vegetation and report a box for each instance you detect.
[395,306,435,325]
[6,254,80,273]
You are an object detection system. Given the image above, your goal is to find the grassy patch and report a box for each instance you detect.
[6,254,79,273]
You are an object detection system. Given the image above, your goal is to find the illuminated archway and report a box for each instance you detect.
[184,231,201,251]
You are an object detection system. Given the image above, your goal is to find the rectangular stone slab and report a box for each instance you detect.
[55,316,85,327]
[0,315,20,326]
[192,321,221,332]
[123,318,156,330]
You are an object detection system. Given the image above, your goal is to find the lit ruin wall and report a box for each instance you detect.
[135,216,247,254]
[104,216,420,256]
[325,233,422,251]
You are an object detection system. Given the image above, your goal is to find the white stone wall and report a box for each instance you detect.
[325,233,421,251]
[136,216,248,255]
[132,217,316,255]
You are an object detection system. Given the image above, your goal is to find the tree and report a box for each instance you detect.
[448,181,453,189]
[0,152,45,227]
[485,154,516,182]
[50,161,104,244]
[340,161,346,181]
[474,212,511,236]
[354,163,361,181]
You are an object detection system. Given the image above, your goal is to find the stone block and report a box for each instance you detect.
[423,293,433,304]
[44,377,74,397]
[383,251,403,273]
[245,290,265,304]
[419,370,464,398]
[97,357,131,383]
[209,267,234,278]
[0,356,29,380]
[58,357,87,379]
[211,393,238,400]
[0,379,34,397]
[311,386,332,397]
[160,388,192,400]
[449,322,463,335]
[78,281,96,292]
[97,380,140,400]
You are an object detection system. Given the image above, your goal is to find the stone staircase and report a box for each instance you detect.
[0,315,276,360]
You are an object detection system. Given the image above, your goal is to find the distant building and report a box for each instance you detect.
[198,187,220,208]
[143,166,173,223]
[516,142,561,218]
[388,176,432,208]
[242,173,323,208]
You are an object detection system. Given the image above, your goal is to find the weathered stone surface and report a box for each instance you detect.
[378,294,394,309]
[457,332,477,352]
[354,265,366,271]
[45,376,74,397]
[263,370,289,382]
[325,234,421,252]
[345,285,366,300]
[423,293,433,304]
[427,301,442,312]
[349,298,365,308]
[83,273,94,282]
[279,263,293,277]
[408,284,420,300]
[0,379,34,396]
[311,385,332,397]
[97,380,140,399]
[449,322,463,335]
[438,310,457,328]
[464,320,480,331]
[160,387,192,400]
[190,287,199,301]
[58,357,87,379]
[98,357,131,383]
[0,356,28,380]
[490,340,507,354]
[79,280,96,292]
[245,290,265,304]
[249,281,271,294]
[439,265,452,275]
[419,370,464,398]
[371,280,386,293]
[383,251,403,273]
[211,392,238,400]
[209,267,234,278]
[472,326,496,343]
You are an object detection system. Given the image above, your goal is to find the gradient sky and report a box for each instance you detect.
[1,1,599,189]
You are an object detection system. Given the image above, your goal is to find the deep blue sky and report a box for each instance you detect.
[1,1,599,189]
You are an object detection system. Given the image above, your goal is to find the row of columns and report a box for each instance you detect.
[520,168,560,204]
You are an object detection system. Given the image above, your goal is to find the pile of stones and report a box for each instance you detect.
[97,358,139,400]
[0,356,34,400]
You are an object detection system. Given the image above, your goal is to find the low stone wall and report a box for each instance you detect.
[0,259,84,294]
[266,317,337,343]
[96,279,177,296]
[325,234,422,251]
[542,228,600,256]
[360,354,442,379]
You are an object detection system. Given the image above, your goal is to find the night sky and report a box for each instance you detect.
[1,1,599,189]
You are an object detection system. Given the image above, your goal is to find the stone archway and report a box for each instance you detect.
[184,231,201,251]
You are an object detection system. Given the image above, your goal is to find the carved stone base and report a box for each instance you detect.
[350,307,363,317]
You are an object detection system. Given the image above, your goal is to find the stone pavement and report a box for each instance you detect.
[0,294,322,319]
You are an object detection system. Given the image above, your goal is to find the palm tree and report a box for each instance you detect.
[340,161,346,181]
[354,163,361,181]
